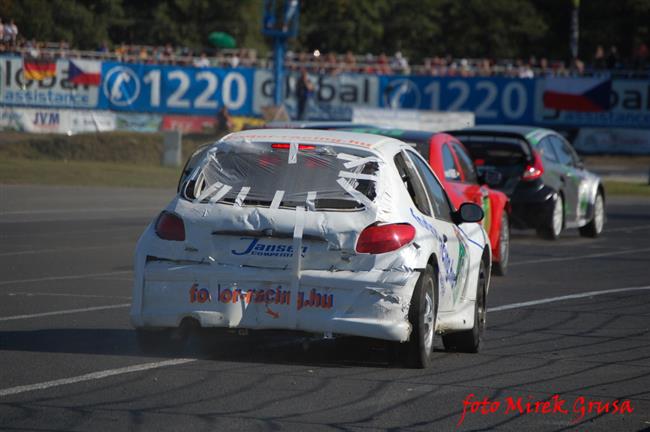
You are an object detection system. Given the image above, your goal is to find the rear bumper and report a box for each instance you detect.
[509,184,556,229]
[130,260,418,342]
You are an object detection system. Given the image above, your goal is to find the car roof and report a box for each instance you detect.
[447,125,556,144]
[224,128,407,153]
[265,121,376,129]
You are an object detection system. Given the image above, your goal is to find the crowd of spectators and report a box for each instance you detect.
[1,30,648,78]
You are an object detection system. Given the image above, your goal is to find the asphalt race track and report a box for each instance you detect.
[1,184,649,432]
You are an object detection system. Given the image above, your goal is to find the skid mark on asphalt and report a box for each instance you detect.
[1,285,649,398]
[510,246,650,266]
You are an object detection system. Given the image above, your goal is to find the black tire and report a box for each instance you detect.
[537,193,564,240]
[579,191,605,238]
[404,264,437,368]
[135,327,188,355]
[492,212,509,276]
[442,258,487,353]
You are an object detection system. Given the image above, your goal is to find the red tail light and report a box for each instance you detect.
[356,223,416,254]
[155,211,185,241]
[271,143,316,150]
[522,151,544,181]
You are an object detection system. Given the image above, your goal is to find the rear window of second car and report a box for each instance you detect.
[182,140,381,211]
[453,135,532,166]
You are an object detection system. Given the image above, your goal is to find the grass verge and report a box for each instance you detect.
[603,180,650,197]
[0,158,180,189]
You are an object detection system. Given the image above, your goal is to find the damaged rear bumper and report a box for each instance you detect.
[130,260,419,342]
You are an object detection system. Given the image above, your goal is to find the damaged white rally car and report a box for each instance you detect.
[131,129,491,367]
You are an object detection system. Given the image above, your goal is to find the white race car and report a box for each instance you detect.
[131,129,491,367]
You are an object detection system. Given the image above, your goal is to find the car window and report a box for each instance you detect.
[442,143,461,181]
[394,152,432,216]
[451,141,478,184]
[550,136,575,166]
[538,137,559,163]
[406,150,454,222]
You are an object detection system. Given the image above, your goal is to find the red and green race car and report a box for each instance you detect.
[338,127,511,276]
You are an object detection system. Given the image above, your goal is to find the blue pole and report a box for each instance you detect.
[273,37,286,106]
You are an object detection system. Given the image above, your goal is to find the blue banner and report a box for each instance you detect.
[97,62,254,115]
[378,76,536,125]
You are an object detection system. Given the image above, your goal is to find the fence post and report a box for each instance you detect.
[162,130,182,167]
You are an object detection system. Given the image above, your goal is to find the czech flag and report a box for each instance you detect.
[68,59,101,86]
[23,57,57,81]
[543,77,611,112]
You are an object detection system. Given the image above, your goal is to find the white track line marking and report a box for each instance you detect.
[488,285,650,312]
[0,270,132,286]
[510,247,650,266]
[4,292,131,300]
[1,286,649,397]
[0,207,160,216]
[0,358,195,398]
[0,303,130,322]
[0,243,132,257]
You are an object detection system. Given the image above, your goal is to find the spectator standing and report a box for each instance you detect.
[0,19,4,44]
[593,45,606,69]
[193,52,210,67]
[215,106,233,134]
[295,68,314,120]
[606,46,619,69]
[4,18,17,46]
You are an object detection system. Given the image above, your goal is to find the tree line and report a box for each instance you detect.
[1,0,647,63]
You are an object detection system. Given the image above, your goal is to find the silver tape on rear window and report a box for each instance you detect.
[194,181,223,203]
[288,141,298,164]
[338,171,379,182]
[336,178,374,209]
[208,184,232,203]
[234,186,250,207]
[306,191,317,211]
[288,205,305,327]
[343,156,380,169]
[269,190,285,209]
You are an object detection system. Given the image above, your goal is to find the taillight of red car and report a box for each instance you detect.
[522,151,544,181]
[155,211,185,241]
[356,223,416,254]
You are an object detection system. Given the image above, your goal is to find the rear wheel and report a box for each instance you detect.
[579,191,605,238]
[537,193,564,240]
[442,258,487,353]
[404,264,437,368]
[492,212,509,276]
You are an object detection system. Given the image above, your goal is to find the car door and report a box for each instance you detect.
[440,142,468,209]
[403,149,465,313]
[450,141,487,225]
[549,135,581,224]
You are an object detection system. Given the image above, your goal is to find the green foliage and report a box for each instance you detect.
[3,0,649,61]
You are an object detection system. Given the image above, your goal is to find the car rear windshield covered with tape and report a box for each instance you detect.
[181,140,381,210]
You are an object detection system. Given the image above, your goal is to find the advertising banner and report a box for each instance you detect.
[377,76,536,125]
[96,62,254,115]
[160,115,216,133]
[534,78,650,129]
[574,128,650,154]
[0,107,115,133]
[253,70,379,120]
[115,113,163,132]
[0,57,100,109]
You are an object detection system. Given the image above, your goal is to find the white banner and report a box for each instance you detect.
[253,70,379,119]
[0,107,115,133]
[574,128,650,155]
[352,107,475,132]
[0,57,100,109]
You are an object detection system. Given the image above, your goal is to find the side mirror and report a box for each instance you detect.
[480,170,502,187]
[454,202,484,224]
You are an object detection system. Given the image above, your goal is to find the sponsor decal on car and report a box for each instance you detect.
[231,237,308,257]
[410,208,458,286]
[212,285,334,311]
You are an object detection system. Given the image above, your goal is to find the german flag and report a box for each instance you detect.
[23,57,57,80]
